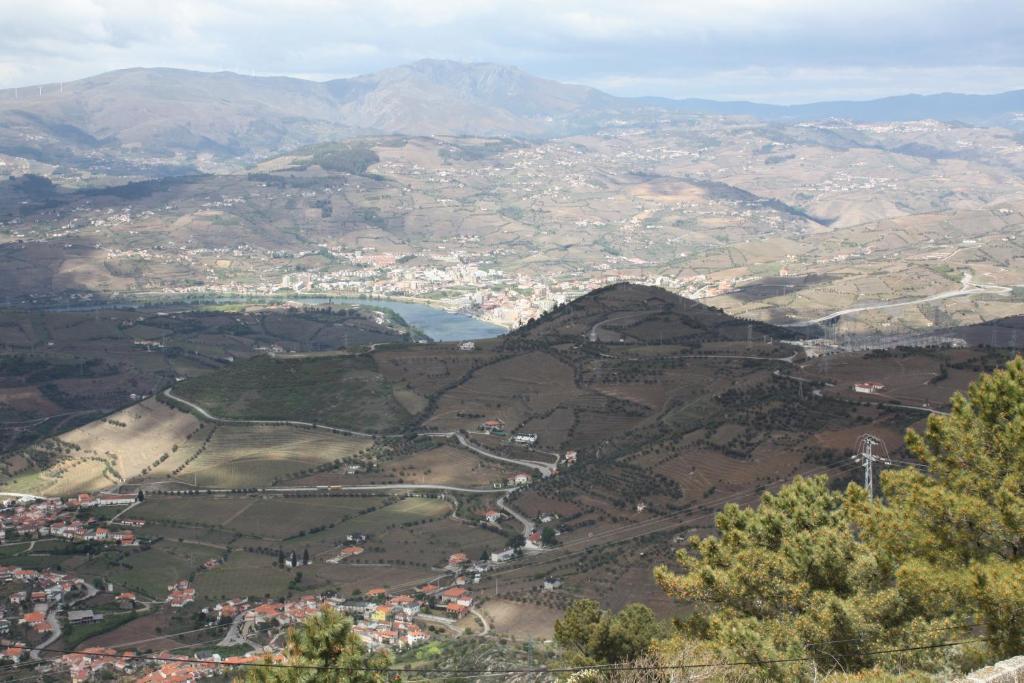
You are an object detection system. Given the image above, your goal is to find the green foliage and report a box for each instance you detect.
[554,599,661,668]
[309,143,380,175]
[240,605,393,682]
[854,355,1024,659]
[173,355,412,433]
[651,356,1024,681]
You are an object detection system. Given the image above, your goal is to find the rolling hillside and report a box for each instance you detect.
[2,60,1021,168]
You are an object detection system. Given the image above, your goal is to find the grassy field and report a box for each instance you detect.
[133,496,254,526]
[477,599,563,639]
[173,354,412,432]
[283,496,453,556]
[77,543,221,599]
[221,496,387,539]
[63,611,140,649]
[194,553,292,602]
[343,444,514,488]
[175,425,371,488]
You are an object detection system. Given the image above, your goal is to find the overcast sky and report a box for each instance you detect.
[1,0,1022,103]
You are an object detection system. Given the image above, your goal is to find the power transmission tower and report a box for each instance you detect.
[853,434,893,499]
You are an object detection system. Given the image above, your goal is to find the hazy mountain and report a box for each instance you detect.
[0,59,1021,166]
[639,90,1024,126]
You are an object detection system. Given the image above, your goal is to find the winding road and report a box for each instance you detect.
[783,281,1012,327]
[163,388,553,476]
[160,389,547,538]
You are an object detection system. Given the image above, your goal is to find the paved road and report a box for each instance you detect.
[783,284,1010,327]
[269,483,514,495]
[455,432,553,476]
[497,493,534,540]
[163,386,553,543]
[164,388,382,438]
[31,583,99,660]
[164,388,551,475]
[587,312,647,343]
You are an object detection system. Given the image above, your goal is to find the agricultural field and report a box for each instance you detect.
[173,424,371,488]
[476,599,564,639]
[172,354,413,433]
[0,398,203,496]
[0,304,416,452]
[339,444,515,488]
[193,553,293,602]
[77,543,222,600]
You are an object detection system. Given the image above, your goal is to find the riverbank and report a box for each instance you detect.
[23,292,507,342]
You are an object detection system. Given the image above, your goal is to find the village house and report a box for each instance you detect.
[854,382,886,394]
[483,509,502,523]
[166,580,196,608]
[512,433,538,446]
[490,548,515,563]
[67,609,103,625]
[327,546,364,563]
[447,552,468,569]
[479,418,506,434]
[1,644,25,663]
[510,473,531,486]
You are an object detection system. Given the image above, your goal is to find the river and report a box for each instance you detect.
[302,297,506,341]
[39,295,506,342]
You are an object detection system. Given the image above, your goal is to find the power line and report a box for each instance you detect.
[12,636,989,678]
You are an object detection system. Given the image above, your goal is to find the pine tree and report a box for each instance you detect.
[651,357,1024,680]
[851,355,1024,659]
[554,599,660,667]
[240,605,392,682]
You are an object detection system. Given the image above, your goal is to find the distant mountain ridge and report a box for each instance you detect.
[0,59,1021,163]
[637,90,1024,125]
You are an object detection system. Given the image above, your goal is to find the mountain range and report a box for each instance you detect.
[1,59,1022,163]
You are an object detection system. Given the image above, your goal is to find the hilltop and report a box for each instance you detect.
[513,283,802,345]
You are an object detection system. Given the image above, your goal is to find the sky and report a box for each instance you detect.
[1,0,1022,103]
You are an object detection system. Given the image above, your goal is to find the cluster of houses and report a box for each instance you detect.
[47,547,498,680]
[62,647,135,681]
[61,646,280,682]
[0,565,98,668]
[48,520,138,546]
[207,592,432,652]
[166,580,196,608]
[1,492,143,546]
